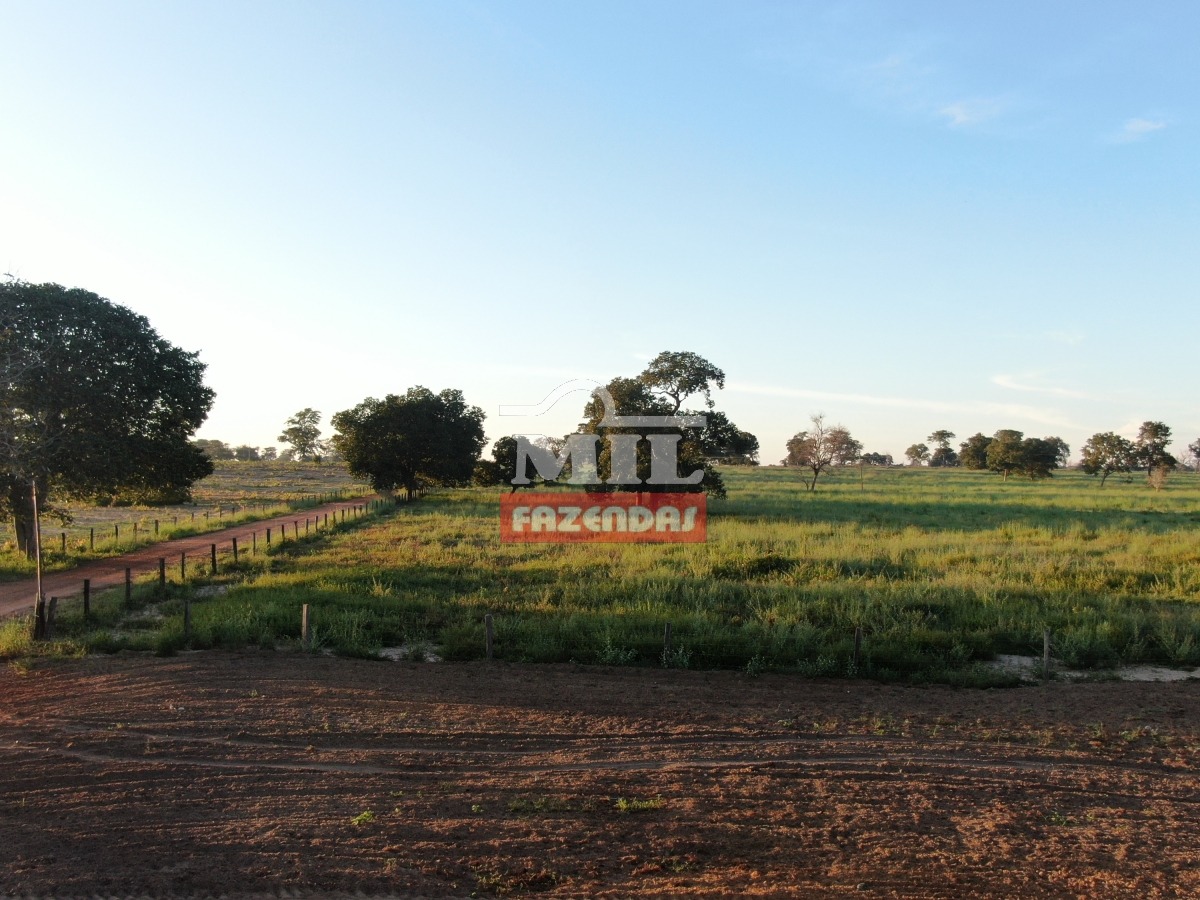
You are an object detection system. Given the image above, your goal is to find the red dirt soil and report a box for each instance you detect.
[2,653,1198,898]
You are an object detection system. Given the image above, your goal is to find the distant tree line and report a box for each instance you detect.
[193,409,338,464]
[781,419,1198,491]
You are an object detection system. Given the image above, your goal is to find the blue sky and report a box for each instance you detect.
[2,1,1197,463]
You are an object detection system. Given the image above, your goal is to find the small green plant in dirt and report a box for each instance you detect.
[350,809,375,826]
[507,795,573,815]
[614,796,665,813]
[596,635,639,666]
[661,644,691,670]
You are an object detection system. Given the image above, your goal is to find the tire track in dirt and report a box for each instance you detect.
[5,655,1200,897]
[0,496,382,619]
[5,717,1198,812]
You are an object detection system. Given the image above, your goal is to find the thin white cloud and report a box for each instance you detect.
[1112,117,1167,143]
[991,374,1089,400]
[940,97,1005,128]
[727,381,1078,429]
[1042,329,1085,346]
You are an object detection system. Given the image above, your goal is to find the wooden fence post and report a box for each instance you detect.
[485,613,495,660]
[252,531,256,553]
[89,527,94,551]
[301,604,311,648]
[45,598,58,640]
[124,567,132,606]
[33,596,45,640]
[180,552,186,581]
[83,578,90,620]
[154,519,159,535]
[232,537,239,563]
[210,543,217,574]
[60,532,66,554]
[266,527,271,546]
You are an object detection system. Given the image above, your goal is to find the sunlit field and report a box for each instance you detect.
[9,464,1199,685]
[0,461,372,580]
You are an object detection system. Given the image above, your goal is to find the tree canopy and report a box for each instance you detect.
[927,430,958,467]
[580,374,729,497]
[279,408,325,461]
[958,433,993,469]
[905,443,930,466]
[984,429,1062,480]
[1080,432,1134,485]
[783,414,862,491]
[331,387,485,500]
[638,350,725,413]
[1,281,214,556]
[698,410,759,465]
[192,439,235,460]
[1134,421,1176,475]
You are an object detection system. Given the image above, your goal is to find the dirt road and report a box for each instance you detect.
[0,497,379,619]
[2,653,1198,897]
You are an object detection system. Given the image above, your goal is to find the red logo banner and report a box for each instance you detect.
[500,492,707,543]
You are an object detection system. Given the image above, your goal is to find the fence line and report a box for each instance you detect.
[10,490,371,559]
[30,499,393,638]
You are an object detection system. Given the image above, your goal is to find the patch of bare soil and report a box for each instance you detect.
[1,653,1198,898]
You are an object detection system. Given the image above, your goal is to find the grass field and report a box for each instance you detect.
[0,461,373,581]
[4,465,1200,685]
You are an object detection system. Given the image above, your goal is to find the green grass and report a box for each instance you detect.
[0,460,373,580]
[9,466,1200,685]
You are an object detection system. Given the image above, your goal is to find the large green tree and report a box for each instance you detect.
[984,429,1062,481]
[699,410,759,465]
[1134,421,1176,476]
[985,430,1026,481]
[1,281,214,557]
[1017,437,1062,480]
[905,443,930,466]
[958,433,993,469]
[279,408,324,461]
[571,352,747,498]
[927,430,958,467]
[580,375,729,498]
[331,387,485,500]
[639,350,725,413]
[1080,432,1135,486]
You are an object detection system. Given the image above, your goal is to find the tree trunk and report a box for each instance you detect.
[6,478,43,560]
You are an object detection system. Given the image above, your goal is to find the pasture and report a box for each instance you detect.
[7,464,1200,684]
[0,460,373,581]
